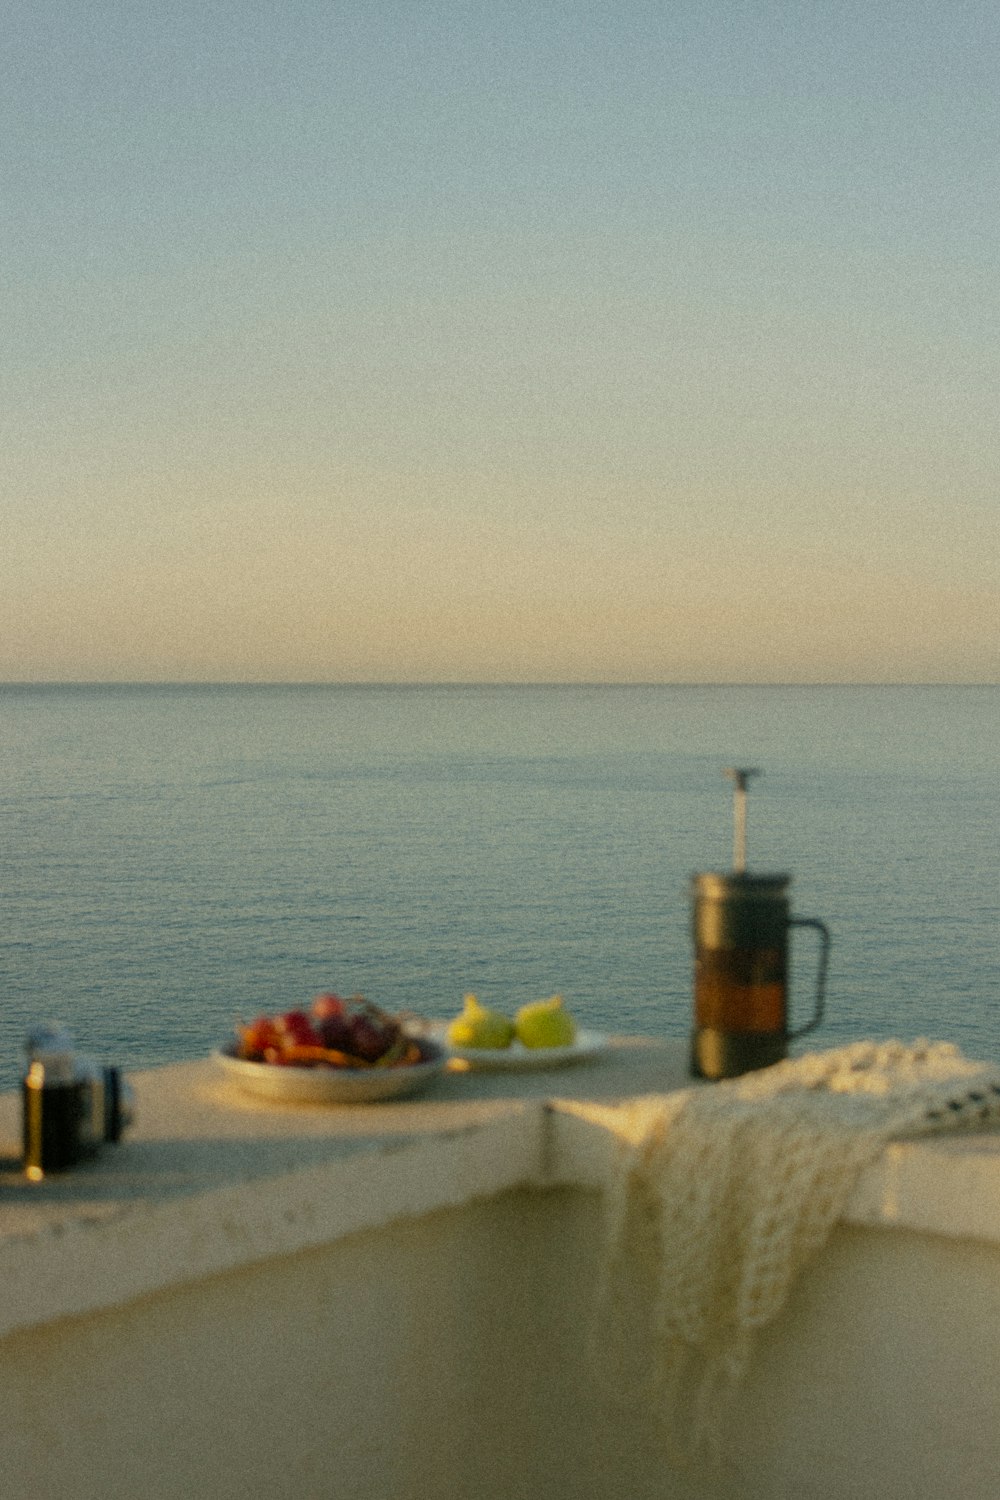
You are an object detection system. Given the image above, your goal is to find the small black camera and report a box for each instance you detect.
[22,1028,134,1179]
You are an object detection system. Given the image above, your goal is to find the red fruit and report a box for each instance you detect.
[238,1016,283,1059]
[276,1009,322,1047]
[312,993,347,1021]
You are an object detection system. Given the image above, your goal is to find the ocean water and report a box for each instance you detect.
[0,683,997,1091]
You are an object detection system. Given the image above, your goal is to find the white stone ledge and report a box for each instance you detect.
[845,1134,1000,1242]
[545,1096,1000,1245]
[2,1038,999,1341]
[0,1111,542,1340]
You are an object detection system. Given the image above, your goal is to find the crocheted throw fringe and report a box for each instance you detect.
[590,1039,1000,1460]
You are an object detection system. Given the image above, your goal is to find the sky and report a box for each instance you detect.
[3,1,998,683]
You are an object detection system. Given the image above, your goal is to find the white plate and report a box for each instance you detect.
[211,1039,447,1104]
[420,1022,607,1071]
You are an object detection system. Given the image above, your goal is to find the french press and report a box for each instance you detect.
[690,769,831,1080]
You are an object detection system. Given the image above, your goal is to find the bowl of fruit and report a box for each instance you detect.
[213,993,446,1103]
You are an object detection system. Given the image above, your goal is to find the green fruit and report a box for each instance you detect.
[514,994,577,1048]
[446,994,515,1050]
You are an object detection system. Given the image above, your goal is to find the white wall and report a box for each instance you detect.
[2,1185,999,1500]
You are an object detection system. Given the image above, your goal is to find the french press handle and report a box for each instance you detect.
[786,917,831,1039]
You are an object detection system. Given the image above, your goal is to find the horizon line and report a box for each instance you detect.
[1,679,996,690]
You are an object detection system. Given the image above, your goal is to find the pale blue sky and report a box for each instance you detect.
[3,2,998,681]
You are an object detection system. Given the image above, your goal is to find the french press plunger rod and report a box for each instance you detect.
[725,765,760,873]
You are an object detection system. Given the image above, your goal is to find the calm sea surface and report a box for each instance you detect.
[0,684,997,1091]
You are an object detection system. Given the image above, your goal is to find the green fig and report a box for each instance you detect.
[446,994,515,1049]
[514,994,577,1049]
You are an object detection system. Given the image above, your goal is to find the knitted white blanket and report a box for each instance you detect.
[593,1039,1000,1455]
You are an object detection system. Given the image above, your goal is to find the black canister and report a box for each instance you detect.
[21,1028,134,1179]
[22,1032,83,1180]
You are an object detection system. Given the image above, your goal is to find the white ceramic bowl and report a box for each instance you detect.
[211,1038,447,1104]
